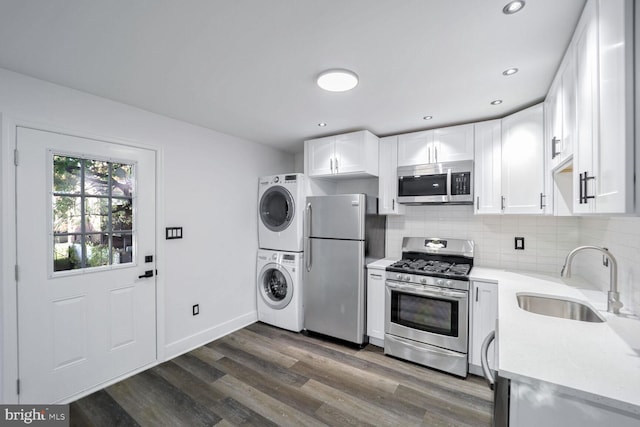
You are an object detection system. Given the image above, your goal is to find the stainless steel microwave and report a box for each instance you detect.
[397,160,473,204]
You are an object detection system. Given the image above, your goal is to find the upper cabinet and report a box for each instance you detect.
[378,136,405,215]
[573,0,635,214]
[305,130,379,178]
[474,120,502,214]
[397,124,474,167]
[501,104,545,214]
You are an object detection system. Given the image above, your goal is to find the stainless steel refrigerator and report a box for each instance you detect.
[303,194,386,345]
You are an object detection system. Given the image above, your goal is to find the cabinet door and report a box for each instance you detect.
[573,0,598,214]
[433,124,474,163]
[560,48,577,163]
[546,78,564,170]
[305,136,335,177]
[501,104,545,214]
[397,130,433,166]
[474,120,502,214]
[470,281,498,370]
[593,0,634,213]
[378,136,404,215]
[366,268,386,345]
[335,132,364,175]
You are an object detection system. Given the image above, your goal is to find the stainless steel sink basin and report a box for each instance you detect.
[517,293,605,323]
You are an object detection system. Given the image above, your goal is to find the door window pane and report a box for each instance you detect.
[53,156,82,194]
[84,160,110,196]
[53,196,82,234]
[52,155,135,272]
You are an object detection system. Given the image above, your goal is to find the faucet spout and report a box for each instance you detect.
[560,246,621,314]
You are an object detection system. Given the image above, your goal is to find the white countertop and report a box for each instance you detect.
[471,267,640,415]
[367,258,397,269]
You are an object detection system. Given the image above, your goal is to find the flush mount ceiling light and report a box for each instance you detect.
[491,99,503,105]
[423,115,433,120]
[317,69,359,92]
[503,1,525,14]
[502,67,519,76]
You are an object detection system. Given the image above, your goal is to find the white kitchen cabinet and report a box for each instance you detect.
[509,380,640,427]
[378,136,405,215]
[501,103,545,214]
[474,120,502,214]
[397,130,433,166]
[397,124,473,167]
[366,265,387,347]
[304,130,379,178]
[468,280,497,376]
[573,0,634,214]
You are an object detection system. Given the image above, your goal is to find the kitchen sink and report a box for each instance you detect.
[516,293,605,323]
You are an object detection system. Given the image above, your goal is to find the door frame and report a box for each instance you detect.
[0,115,165,403]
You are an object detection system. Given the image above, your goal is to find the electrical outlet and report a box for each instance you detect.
[515,237,525,250]
[192,304,199,316]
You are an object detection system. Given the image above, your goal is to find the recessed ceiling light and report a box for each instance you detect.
[491,100,503,105]
[318,122,327,127]
[502,67,519,76]
[423,116,433,120]
[317,69,359,92]
[503,1,525,15]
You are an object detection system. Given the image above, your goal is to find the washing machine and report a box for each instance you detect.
[256,249,303,332]
[258,173,306,252]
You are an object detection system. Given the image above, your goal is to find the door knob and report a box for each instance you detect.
[138,270,154,279]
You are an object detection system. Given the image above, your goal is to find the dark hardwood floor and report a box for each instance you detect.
[70,322,493,426]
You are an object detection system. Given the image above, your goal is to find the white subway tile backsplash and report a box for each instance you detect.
[384,205,580,275]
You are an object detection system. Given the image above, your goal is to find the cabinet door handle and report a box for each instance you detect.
[335,157,339,173]
[501,196,505,211]
[434,146,438,163]
[584,171,595,202]
[392,198,395,211]
[370,273,383,278]
[475,287,479,302]
[476,196,479,210]
[579,172,584,204]
[551,137,560,159]
[540,193,546,210]
[330,158,333,173]
[428,147,431,163]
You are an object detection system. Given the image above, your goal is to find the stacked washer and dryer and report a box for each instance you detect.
[256,173,306,332]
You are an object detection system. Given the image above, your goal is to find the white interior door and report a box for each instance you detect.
[16,127,157,403]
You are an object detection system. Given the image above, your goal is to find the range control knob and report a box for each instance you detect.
[445,280,453,287]
[396,273,403,280]
[404,275,411,281]
[419,277,427,284]
[436,279,444,286]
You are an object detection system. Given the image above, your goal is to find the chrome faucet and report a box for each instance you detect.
[560,246,622,314]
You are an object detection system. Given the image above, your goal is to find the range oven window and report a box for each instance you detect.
[398,174,448,197]
[390,290,459,337]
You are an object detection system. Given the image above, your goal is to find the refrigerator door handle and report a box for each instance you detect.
[305,203,312,272]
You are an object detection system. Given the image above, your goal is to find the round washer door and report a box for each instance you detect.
[258,264,294,309]
[259,186,294,232]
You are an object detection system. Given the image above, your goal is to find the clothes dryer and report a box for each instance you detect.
[256,249,303,332]
[258,173,305,252]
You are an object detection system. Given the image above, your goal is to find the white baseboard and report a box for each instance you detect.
[163,311,258,360]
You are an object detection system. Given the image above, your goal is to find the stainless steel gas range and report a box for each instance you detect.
[384,237,474,378]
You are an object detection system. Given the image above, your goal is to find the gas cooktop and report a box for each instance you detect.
[387,259,472,279]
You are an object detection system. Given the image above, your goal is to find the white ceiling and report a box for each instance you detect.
[0,0,586,153]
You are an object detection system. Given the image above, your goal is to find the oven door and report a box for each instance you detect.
[385,280,468,353]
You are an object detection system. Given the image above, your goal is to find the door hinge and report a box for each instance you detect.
[13,149,19,166]
[16,379,20,395]
[14,265,18,281]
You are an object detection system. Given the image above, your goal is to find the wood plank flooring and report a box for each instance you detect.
[70,322,494,426]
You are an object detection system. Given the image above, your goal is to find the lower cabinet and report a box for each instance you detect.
[509,380,640,427]
[366,266,386,347]
[469,280,498,375]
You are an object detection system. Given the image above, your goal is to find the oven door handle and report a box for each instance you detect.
[386,281,467,300]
